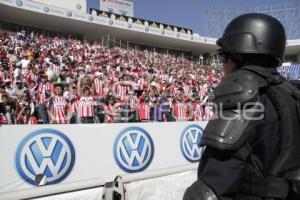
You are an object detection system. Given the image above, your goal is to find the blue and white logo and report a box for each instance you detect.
[114,127,154,173]
[180,125,205,163]
[16,129,75,185]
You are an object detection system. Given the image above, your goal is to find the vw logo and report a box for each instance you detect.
[180,125,205,163]
[16,0,23,6]
[114,127,154,173]
[15,129,75,185]
[43,6,49,13]
[88,15,94,22]
[67,11,72,17]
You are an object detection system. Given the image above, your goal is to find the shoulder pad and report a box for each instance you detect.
[201,70,264,150]
[200,109,255,150]
[213,70,259,109]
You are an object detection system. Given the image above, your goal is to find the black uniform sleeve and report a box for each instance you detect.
[198,128,256,199]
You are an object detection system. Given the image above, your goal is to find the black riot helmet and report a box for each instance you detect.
[217,13,286,67]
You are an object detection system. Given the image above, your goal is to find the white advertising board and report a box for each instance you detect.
[0,121,207,193]
[29,0,87,13]
[100,0,134,17]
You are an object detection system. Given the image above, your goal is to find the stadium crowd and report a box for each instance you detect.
[0,31,223,124]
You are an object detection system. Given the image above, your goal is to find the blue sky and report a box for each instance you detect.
[87,0,298,37]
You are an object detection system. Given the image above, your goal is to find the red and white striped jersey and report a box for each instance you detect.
[173,103,190,121]
[168,98,173,108]
[138,78,147,90]
[0,70,5,82]
[193,103,203,121]
[38,93,47,104]
[207,73,213,85]
[38,83,53,104]
[109,72,116,82]
[116,84,127,101]
[28,116,38,124]
[159,84,165,93]
[204,105,214,121]
[0,113,7,124]
[77,96,95,118]
[48,96,69,124]
[21,68,28,81]
[183,85,192,97]
[139,103,150,121]
[26,73,38,83]
[52,64,61,75]
[94,78,104,97]
[131,81,141,91]
[105,104,116,123]
[38,82,53,93]
[127,96,138,112]
[69,99,78,113]
[199,85,207,100]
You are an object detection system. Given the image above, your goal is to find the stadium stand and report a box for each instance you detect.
[278,64,300,80]
[0,30,298,125]
[0,30,222,125]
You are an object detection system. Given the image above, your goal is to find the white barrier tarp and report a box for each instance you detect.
[34,187,103,200]
[0,121,207,193]
[124,171,197,200]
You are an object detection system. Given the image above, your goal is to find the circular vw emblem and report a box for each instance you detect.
[88,15,94,21]
[16,0,23,6]
[114,127,154,173]
[15,129,75,185]
[180,125,205,163]
[43,6,49,13]
[67,11,72,17]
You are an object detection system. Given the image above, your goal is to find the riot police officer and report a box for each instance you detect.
[183,13,300,200]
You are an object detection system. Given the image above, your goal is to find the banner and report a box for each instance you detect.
[29,0,87,13]
[0,121,207,193]
[100,0,134,17]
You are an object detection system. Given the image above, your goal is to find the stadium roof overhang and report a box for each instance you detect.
[0,1,299,57]
[286,41,300,55]
[0,2,217,56]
